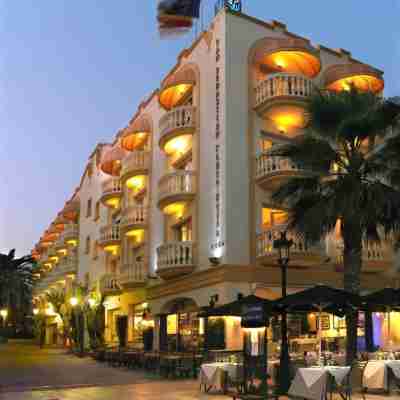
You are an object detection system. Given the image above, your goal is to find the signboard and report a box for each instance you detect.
[225,0,242,12]
[241,304,266,328]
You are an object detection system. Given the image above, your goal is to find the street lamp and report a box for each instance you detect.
[33,308,39,316]
[69,297,78,307]
[69,297,83,357]
[273,231,293,395]
[0,309,8,320]
[87,298,96,308]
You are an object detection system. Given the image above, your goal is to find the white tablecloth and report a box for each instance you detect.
[364,360,400,390]
[200,362,240,391]
[289,366,351,400]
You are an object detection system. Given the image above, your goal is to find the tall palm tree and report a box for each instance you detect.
[0,250,34,332]
[271,88,400,364]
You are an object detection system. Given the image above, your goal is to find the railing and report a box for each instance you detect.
[158,171,196,202]
[159,106,196,139]
[119,262,146,285]
[335,240,391,264]
[256,227,312,258]
[121,151,150,176]
[57,252,78,275]
[255,154,304,180]
[61,224,79,241]
[102,178,122,196]
[100,224,120,243]
[157,241,196,270]
[121,206,148,227]
[100,274,121,293]
[254,73,313,109]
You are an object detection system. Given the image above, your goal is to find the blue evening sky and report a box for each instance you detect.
[1,1,399,256]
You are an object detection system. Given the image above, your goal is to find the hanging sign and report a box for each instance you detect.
[241,304,266,328]
[225,0,242,12]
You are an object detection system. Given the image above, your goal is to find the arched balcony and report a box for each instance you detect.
[62,199,80,222]
[121,115,151,152]
[120,206,148,234]
[324,63,384,93]
[159,66,196,110]
[99,223,121,254]
[61,224,79,247]
[157,171,196,215]
[121,151,150,186]
[101,178,122,208]
[255,154,311,190]
[100,145,126,176]
[157,241,196,280]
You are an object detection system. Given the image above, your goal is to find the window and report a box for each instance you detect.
[92,240,98,260]
[260,139,273,152]
[85,236,91,254]
[262,208,288,229]
[94,201,100,221]
[86,198,92,218]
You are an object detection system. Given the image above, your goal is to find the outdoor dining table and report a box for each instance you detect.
[363,360,400,391]
[288,366,351,400]
[200,362,241,392]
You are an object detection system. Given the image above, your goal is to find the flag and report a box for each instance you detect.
[157,0,202,36]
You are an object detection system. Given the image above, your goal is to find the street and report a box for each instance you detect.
[0,341,391,400]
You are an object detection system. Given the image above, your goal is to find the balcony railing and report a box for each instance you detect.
[158,171,196,205]
[57,253,78,275]
[61,224,79,242]
[100,273,121,294]
[254,73,313,109]
[100,224,121,244]
[121,151,150,178]
[255,154,306,181]
[157,241,196,277]
[121,206,148,228]
[102,178,122,197]
[256,227,313,258]
[159,106,196,142]
[119,262,146,286]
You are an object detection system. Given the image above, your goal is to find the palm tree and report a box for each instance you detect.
[0,250,34,334]
[270,88,400,364]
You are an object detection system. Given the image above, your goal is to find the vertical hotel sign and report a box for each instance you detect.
[211,37,225,256]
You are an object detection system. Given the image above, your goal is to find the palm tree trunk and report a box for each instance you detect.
[342,219,362,365]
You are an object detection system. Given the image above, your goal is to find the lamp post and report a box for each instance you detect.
[0,309,8,329]
[273,231,293,395]
[70,297,84,357]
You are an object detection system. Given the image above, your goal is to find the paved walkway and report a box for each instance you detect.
[0,341,395,400]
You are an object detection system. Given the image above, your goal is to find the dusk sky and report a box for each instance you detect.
[1,1,399,256]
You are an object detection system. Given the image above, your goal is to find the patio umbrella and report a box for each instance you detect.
[274,285,361,363]
[199,295,276,318]
[362,288,400,350]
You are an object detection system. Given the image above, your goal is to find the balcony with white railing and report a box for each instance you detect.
[99,224,121,251]
[256,226,323,266]
[121,151,150,182]
[157,241,196,280]
[121,206,148,232]
[159,106,196,151]
[101,178,122,208]
[254,73,313,113]
[335,239,393,272]
[255,154,311,189]
[119,261,147,288]
[57,252,78,276]
[157,170,196,212]
[99,273,122,295]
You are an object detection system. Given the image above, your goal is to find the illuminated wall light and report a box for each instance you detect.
[66,239,78,247]
[105,197,120,209]
[104,244,120,256]
[57,249,68,256]
[164,134,192,156]
[163,202,185,217]
[126,175,146,191]
[126,228,145,243]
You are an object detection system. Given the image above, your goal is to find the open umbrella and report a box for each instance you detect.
[274,285,361,363]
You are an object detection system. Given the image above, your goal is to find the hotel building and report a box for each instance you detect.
[32,7,398,349]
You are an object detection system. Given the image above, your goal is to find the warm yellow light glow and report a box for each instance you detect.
[105,197,120,209]
[125,228,145,242]
[88,298,96,308]
[103,244,120,255]
[265,105,307,133]
[142,319,155,328]
[45,304,55,316]
[160,83,193,110]
[164,134,192,156]
[263,51,321,78]
[328,75,384,93]
[33,308,39,315]
[142,302,148,309]
[126,175,146,191]
[69,297,78,307]
[44,263,52,269]
[56,249,68,256]
[167,314,178,335]
[0,309,8,319]
[49,256,59,263]
[66,239,78,247]
[163,202,185,217]
[262,208,288,228]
